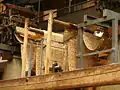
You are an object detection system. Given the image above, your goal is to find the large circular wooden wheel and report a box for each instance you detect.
[83,31,104,51]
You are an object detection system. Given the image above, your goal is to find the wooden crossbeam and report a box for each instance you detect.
[1,64,120,90]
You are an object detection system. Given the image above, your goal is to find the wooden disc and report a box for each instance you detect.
[83,32,104,51]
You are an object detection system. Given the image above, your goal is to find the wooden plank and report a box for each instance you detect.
[21,18,29,77]
[1,64,120,90]
[54,19,78,30]
[44,11,53,74]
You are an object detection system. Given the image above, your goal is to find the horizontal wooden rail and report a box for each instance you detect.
[1,64,120,89]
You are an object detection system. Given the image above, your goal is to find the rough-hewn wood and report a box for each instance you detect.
[1,64,120,90]
[16,27,44,40]
[64,29,77,42]
[21,18,29,77]
[36,44,41,76]
[44,11,53,74]
[63,44,69,71]
[64,29,78,71]
[54,19,78,30]
[68,37,77,71]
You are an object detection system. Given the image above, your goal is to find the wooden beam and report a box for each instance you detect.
[68,37,77,71]
[16,27,44,40]
[1,64,120,89]
[44,11,53,74]
[21,18,29,77]
[54,19,78,30]
[36,45,41,76]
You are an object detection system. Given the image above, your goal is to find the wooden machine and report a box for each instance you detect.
[0,1,120,89]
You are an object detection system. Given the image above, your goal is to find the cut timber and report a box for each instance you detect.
[98,53,108,57]
[83,32,103,51]
[63,44,69,71]
[68,37,77,71]
[64,29,77,41]
[36,45,41,76]
[21,18,29,77]
[16,27,44,40]
[1,64,120,89]
[65,29,77,71]
[54,19,78,30]
[44,11,53,74]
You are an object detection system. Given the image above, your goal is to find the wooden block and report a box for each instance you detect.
[98,53,108,57]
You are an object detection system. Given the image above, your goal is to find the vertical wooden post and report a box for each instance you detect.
[21,18,29,77]
[64,44,69,71]
[44,11,53,74]
[28,40,33,77]
[68,37,77,71]
[36,43,41,76]
[40,39,44,74]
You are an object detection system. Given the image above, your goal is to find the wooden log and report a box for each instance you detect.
[63,44,69,71]
[1,64,120,90]
[16,27,44,40]
[21,18,29,77]
[64,28,78,71]
[36,44,41,76]
[68,37,77,71]
[44,11,53,74]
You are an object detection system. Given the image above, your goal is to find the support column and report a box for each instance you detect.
[68,37,77,71]
[112,19,118,63]
[44,11,53,74]
[21,18,29,77]
[64,29,77,71]
[36,42,41,76]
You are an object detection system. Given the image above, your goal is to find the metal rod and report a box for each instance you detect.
[69,0,72,13]
[40,39,44,74]
[82,49,113,57]
[79,28,83,68]
[112,19,118,63]
[38,0,41,22]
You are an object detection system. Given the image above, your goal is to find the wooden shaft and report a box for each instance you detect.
[28,40,33,77]
[68,37,77,71]
[36,44,41,76]
[64,44,69,71]
[44,11,53,74]
[21,18,29,77]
